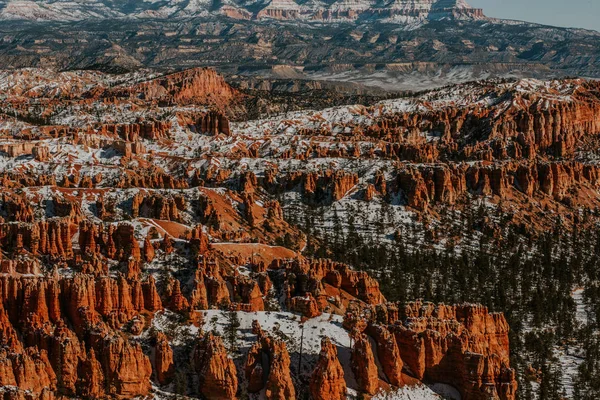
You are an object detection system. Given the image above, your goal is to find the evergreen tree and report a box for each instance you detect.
[224,309,241,353]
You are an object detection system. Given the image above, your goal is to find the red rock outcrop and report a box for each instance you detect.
[290,293,321,318]
[383,160,600,211]
[367,324,404,386]
[133,68,239,109]
[245,333,296,399]
[364,183,376,201]
[77,349,106,399]
[165,278,189,313]
[143,235,155,263]
[78,221,100,256]
[31,146,50,162]
[107,224,141,261]
[161,234,174,254]
[272,258,386,310]
[284,170,358,203]
[228,276,264,312]
[0,347,57,394]
[245,341,265,393]
[190,225,210,256]
[154,332,174,385]
[132,192,184,221]
[2,219,73,258]
[0,267,162,399]
[99,333,152,398]
[116,170,188,189]
[142,276,163,312]
[47,324,84,395]
[192,111,231,136]
[0,68,539,400]
[391,302,517,400]
[189,270,209,310]
[2,272,157,331]
[99,120,172,141]
[310,338,347,400]
[351,333,379,395]
[1,193,34,222]
[263,337,295,400]
[193,333,238,400]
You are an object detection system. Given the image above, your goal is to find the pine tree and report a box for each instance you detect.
[224,309,241,353]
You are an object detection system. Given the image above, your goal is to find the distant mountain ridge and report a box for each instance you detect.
[0,0,598,90]
[0,0,485,23]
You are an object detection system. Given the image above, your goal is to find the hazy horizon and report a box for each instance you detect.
[469,0,600,32]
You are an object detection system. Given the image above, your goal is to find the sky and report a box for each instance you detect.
[468,0,600,32]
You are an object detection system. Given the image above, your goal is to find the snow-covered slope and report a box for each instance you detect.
[0,0,485,22]
[151,309,445,399]
[0,0,124,21]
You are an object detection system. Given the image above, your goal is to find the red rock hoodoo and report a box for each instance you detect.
[310,338,347,400]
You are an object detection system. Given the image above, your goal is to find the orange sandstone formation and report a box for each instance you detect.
[310,338,347,400]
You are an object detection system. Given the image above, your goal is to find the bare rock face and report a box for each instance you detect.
[0,0,486,23]
[288,170,358,203]
[52,197,82,219]
[391,302,517,400]
[79,221,100,256]
[99,120,172,142]
[110,224,141,261]
[274,258,387,313]
[338,266,386,305]
[244,334,296,399]
[367,324,404,387]
[161,235,175,254]
[1,193,34,222]
[310,338,347,400]
[154,332,174,385]
[190,225,210,256]
[351,333,379,395]
[132,192,184,221]
[290,292,321,319]
[99,333,152,398]
[364,183,376,201]
[77,349,105,399]
[190,270,209,310]
[194,333,238,400]
[165,278,189,313]
[244,341,265,393]
[190,111,232,136]
[0,273,160,399]
[32,145,49,161]
[332,171,359,201]
[377,159,600,212]
[143,235,155,263]
[134,68,239,109]
[47,324,84,395]
[228,276,265,312]
[142,276,163,312]
[3,219,73,258]
[263,337,296,400]
[1,347,57,394]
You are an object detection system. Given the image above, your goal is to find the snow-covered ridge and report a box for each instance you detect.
[0,0,485,22]
[232,77,585,138]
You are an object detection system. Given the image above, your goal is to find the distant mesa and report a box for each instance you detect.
[0,0,485,23]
